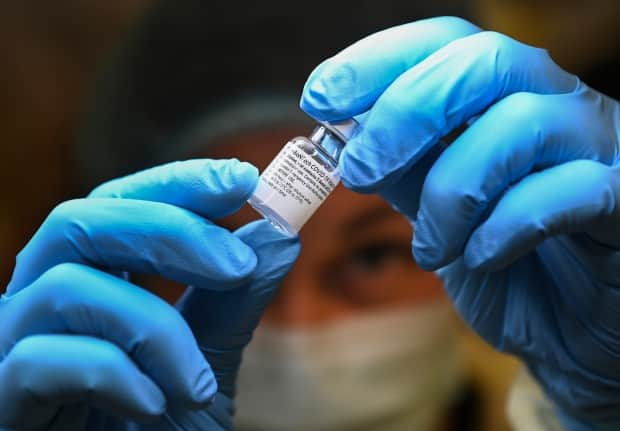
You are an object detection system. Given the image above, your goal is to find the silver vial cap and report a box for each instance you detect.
[319,119,359,143]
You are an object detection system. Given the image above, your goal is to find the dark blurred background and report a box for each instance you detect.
[0,1,150,285]
[1,0,618,287]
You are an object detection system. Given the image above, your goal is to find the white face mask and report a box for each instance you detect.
[234,302,465,431]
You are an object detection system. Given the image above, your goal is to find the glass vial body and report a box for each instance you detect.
[248,120,357,235]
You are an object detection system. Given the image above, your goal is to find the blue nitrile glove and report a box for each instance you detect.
[301,16,620,430]
[0,159,300,430]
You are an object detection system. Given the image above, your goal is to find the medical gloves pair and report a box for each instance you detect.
[2,15,620,431]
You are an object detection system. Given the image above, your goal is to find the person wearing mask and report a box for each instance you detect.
[148,96,477,431]
[77,2,486,430]
[1,6,619,431]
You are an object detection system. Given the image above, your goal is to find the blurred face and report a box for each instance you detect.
[205,125,447,328]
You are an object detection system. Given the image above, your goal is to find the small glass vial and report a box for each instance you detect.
[248,119,358,235]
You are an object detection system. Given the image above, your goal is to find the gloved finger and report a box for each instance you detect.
[462,160,620,271]
[377,139,448,219]
[89,158,259,219]
[176,220,300,397]
[300,16,481,120]
[413,88,617,269]
[1,263,217,408]
[339,31,578,192]
[7,197,256,294]
[0,334,165,429]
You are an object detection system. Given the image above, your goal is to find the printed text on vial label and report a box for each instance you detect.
[255,140,340,230]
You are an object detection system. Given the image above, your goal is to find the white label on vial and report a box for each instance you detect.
[253,140,340,231]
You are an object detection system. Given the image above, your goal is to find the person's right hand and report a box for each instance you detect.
[0,159,300,430]
[301,16,620,431]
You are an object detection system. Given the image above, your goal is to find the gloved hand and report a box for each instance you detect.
[301,16,620,430]
[0,159,300,430]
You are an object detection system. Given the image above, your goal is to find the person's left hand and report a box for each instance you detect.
[301,16,620,430]
[0,159,300,430]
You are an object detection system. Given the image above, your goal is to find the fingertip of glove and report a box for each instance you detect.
[208,158,259,200]
[142,391,167,417]
[463,235,508,272]
[194,231,258,290]
[186,366,218,409]
[237,220,300,253]
[412,218,447,272]
[235,220,301,274]
[299,93,331,122]
[173,159,260,220]
[412,244,443,272]
[223,240,259,283]
[233,160,260,192]
[300,59,360,121]
[339,141,388,193]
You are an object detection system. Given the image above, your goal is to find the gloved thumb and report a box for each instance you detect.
[176,220,300,397]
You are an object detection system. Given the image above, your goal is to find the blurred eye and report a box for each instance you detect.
[347,241,412,274]
[322,239,427,307]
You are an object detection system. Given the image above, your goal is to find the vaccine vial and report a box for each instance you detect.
[248,119,358,235]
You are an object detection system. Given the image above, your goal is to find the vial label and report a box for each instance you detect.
[252,139,340,232]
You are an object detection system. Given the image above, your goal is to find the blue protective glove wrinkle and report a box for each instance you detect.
[301,16,620,430]
[0,159,300,430]
[8,159,259,294]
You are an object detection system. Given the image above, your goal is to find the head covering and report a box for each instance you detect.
[76,0,470,190]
